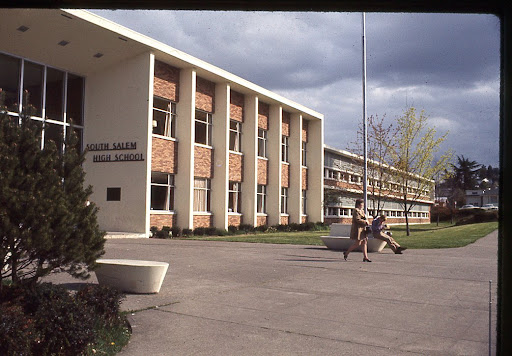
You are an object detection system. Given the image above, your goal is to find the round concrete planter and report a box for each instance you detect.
[95,259,169,294]
[320,223,387,252]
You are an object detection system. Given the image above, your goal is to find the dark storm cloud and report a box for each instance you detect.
[90,10,500,167]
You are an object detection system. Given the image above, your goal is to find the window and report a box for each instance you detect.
[258,128,267,157]
[23,60,44,117]
[0,53,85,154]
[228,182,241,213]
[194,178,211,212]
[45,67,65,122]
[350,174,359,183]
[282,135,289,162]
[229,120,242,152]
[257,185,266,213]
[151,172,175,210]
[302,141,307,166]
[153,96,176,138]
[195,109,212,145]
[281,187,288,214]
[66,74,84,125]
[302,190,307,215]
[0,53,21,112]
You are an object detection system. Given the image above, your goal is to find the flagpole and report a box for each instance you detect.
[362,12,368,216]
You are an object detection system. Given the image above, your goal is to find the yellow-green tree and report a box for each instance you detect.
[388,107,453,235]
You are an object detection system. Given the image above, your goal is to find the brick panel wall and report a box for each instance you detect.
[302,120,308,142]
[257,215,268,227]
[302,167,308,190]
[229,153,243,182]
[228,215,242,227]
[194,215,212,228]
[258,158,268,185]
[281,163,289,188]
[154,61,179,101]
[194,146,213,178]
[196,77,215,112]
[302,216,308,224]
[258,102,269,130]
[280,216,289,225]
[150,214,174,229]
[152,137,177,173]
[282,112,290,136]
[230,90,244,122]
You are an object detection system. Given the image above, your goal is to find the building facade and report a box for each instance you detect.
[465,188,499,207]
[323,145,433,225]
[0,9,324,237]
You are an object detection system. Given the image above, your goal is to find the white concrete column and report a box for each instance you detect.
[306,118,324,222]
[175,68,196,230]
[242,95,258,226]
[267,104,282,226]
[288,113,302,224]
[211,83,230,230]
[145,53,155,235]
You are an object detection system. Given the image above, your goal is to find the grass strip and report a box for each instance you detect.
[185,222,498,249]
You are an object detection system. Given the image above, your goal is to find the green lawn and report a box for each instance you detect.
[185,221,498,249]
[390,221,498,249]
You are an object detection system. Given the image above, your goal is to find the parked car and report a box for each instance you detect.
[482,204,498,210]
[460,204,477,210]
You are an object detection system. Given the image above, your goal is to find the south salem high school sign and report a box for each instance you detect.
[85,141,144,162]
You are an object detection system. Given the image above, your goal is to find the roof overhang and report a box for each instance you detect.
[0,8,323,120]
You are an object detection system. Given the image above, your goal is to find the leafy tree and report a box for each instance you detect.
[0,92,105,289]
[387,107,453,236]
[347,114,394,217]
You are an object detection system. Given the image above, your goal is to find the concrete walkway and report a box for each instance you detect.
[48,230,498,355]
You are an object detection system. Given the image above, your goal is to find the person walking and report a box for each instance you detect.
[371,214,407,254]
[343,198,372,262]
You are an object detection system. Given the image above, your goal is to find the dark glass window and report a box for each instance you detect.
[45,67,64,122]
[44,122,64,153]
[22,61,44,117]
[0,53,21,112]
[107,188,121,201]
[66,74,84,125]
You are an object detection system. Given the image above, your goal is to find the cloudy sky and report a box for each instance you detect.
[90,10,500,168]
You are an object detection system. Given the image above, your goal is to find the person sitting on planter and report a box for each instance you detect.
[371,214,406,254]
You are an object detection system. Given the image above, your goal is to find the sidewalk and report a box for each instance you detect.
[48,230,498,355]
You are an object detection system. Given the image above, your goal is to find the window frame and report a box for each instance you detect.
[229,120,242,152]
[193,177,211,212]
[150,172,175,211]
[152,96,177,138]
[0,52,85,154]
[257,184,267,214]
[281,135,289,163]
[258,128,268,158]
[194,109,212,146]
[228,181,242,213]
[281,187,288,214]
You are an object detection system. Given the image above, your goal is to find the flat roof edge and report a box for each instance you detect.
[62,9,323,119]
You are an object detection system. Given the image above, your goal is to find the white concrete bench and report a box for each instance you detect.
[94,259,169,294]
[320,223,387,252]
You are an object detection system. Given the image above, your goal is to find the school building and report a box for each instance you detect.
[323,145,433,224]
[0,9,324,237]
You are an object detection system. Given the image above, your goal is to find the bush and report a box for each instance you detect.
[239,224,255,233]
[228,225,239,234]
[430,206,454,222]
[456,210,498,225]
[171,227,182,237]
[215,228,229,236]
[182,228,193,236]
[0,283,127,356]
[193,227,207,236]
[76,284,124,325]
[256,225,268,232]
[0,303,34,356]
